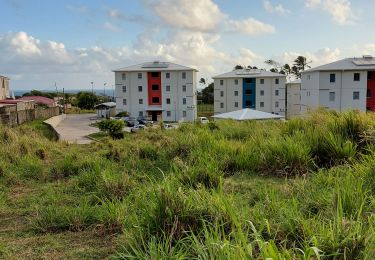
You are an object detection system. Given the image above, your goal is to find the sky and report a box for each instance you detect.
[0,0,375,91]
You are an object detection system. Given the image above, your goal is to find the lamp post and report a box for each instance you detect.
[104,83,107,101]
[91,82,94,94]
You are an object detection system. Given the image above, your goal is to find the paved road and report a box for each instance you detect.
[55,114,100,144]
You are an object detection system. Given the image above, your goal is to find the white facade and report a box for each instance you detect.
[286,80,301,118]
[0,76,9,100]
[301,56,375,114]
[213,69,286,116]
[114,62,198,122]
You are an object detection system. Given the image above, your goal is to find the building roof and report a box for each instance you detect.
[17,96,55,105]
[0,75,9,80]
[94,102,116,108]
[212,108,284,121]
[303,56,375,73]
[113,61,198,72]
[213,69,285,79]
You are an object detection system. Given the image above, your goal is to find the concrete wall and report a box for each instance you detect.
[115,70,197,122]
[0,77,9,100]
[0,106,60,126]
[286,83,301,118]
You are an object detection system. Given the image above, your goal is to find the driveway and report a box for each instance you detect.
[54,114,99,144]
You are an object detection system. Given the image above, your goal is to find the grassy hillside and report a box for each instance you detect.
[0,110,375,259]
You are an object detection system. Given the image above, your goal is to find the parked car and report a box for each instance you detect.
[164,123,175,130]
[130,124,145,133]
[137,117,153,126]
[199,117,209,124]
[123,117,139,127]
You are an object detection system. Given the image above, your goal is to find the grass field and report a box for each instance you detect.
[0,109,375,258]
[197,103,214,117]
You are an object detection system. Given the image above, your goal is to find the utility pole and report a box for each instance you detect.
[104,83,107,100]
[62,88,65,114]
[91,82,94,94]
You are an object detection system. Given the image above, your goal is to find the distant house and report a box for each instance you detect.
[95,102,116,118]
[17,96,57,107]
[0,76,10,100]
[286,79,301,119]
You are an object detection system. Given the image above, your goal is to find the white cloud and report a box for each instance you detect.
[140,0,275,35]
[103,22,120,32]
[227,18,275,35]
[277,47,341,67]
[306,0,356,25]
[263,0,291,15]
[363,44,375,55]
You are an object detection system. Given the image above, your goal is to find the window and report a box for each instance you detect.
[152,84,159,91]
[167,111,171,117]
[138,85,142,92]
[182,85,186,92]
[122,99,127,105]
[330,73,336,83]
[122,86,126,92]
[329,92,335,101]
[353,91,360,100]
[234,102,238,108]
[354,73,360,81]
[139,99,143,104]
[260,102,264,107]
[152,97,160,103]
[275,90,279,96]
[166,98,171,104]
[245,89,252,95]
[166,85,170,92]
[260,79,265,84]
[234,91,238,96]
[275,78,279,84]
[183,98,186,105]
[139,111,143,117]
[245,101,252,107]
[220,80,224,85]
[275,101,279,108]
[122,73,126,80]
[368,72,373,80]
[367,89,372,98]
[260,90,264,96]
[220,103,224,108]
[182,72,186,79]
[138,73,142,79]
[151,72,159,78]
[245,78,253,84]
[183,111,187,117]
[220,91,224,97]
[166,73,170,79]
[235,79,238,85]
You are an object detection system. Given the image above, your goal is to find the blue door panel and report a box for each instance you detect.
[243,78,256,109]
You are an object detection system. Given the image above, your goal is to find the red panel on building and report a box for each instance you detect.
[367,71,375,111]
[147,72,162,106]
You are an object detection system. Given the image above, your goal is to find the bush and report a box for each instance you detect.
[115,111,129,117]
[98,119,125,139]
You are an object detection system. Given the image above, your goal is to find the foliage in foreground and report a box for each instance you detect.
[0,109,375,258]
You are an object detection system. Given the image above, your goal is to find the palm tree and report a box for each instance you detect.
[293,56,311,71]
[234,65,244,70]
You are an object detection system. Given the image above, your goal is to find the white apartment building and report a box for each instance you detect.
[113,61,198,122]
[213,69,286,116]
[0,76,10,100]
[301,56,375,113]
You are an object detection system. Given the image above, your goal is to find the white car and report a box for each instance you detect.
[199,117,209,124]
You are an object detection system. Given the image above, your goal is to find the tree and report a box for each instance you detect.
[265,59,281,73]
[77,92,98,110]
[234,65,244,70]
[98,119,125,139]
[293,56,311,78]
[201,82,214,104]
[199,78,206,85]
[23,90,55,99]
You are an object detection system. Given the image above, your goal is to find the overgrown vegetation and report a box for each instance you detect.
[0,110,375,258]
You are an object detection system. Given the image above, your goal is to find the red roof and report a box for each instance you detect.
[17,96,55,105]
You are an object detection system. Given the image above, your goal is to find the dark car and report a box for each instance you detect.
[123,117,139,127]
[130,124,145,133]
[137,117,153,126]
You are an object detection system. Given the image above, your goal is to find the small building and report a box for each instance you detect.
[17,96,57,107]
[301,55,375,114]
[213,69,286,116]
[0,99,35,111]
[95,102,116,118]
[286,79,301,119]
[212,108,284,121]
[0,76,10,100]
[113,61,198,122]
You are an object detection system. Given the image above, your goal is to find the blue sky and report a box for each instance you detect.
[0,0,374,91]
